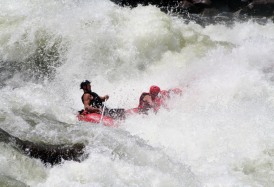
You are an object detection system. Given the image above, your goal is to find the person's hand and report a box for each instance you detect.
[104,95,109,100]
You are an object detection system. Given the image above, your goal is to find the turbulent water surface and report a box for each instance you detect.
[1,0,274,186]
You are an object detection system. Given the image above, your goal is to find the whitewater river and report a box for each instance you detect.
[1,0,274,186]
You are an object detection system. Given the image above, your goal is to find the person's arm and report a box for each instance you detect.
[83,94,102,113]
[100,95,109,102]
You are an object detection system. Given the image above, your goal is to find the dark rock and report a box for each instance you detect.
[110,0,274,17]
[193,0,212,6]
[179,0,195,9]
[240,0,274,16]
[0,128,86,166]
[253,0,274,4]
[225,0,250,12]
[177,1,199,13]
[201,7,221,17]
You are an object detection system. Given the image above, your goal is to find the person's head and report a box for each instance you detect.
[149,85,161,99]
[80,80,91,91]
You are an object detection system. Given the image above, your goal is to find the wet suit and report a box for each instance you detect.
[80,91,125,120]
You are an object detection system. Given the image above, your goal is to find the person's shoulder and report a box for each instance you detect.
[91,92,99,96]
[143,94,151,100]
[83,92,91,98]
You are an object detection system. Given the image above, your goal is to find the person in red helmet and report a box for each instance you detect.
[138,85,161,114]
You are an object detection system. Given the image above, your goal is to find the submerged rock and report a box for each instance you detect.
[0,128,86,166]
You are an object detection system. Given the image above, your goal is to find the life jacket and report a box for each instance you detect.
[81,91,103,109]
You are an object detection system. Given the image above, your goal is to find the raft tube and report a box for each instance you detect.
[77,113,116,127]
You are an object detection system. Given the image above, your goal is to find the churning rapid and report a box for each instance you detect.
[1,0,274,186]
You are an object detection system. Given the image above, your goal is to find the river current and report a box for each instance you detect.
[1,0,274,186]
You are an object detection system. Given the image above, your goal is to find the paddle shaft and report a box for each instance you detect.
[100,98,107,124]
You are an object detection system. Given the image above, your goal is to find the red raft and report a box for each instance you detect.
[78,88,182,127]
[77,112,116,127]
[77,108,139,127]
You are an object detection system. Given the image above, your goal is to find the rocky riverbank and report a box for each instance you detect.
[111,0,274,19]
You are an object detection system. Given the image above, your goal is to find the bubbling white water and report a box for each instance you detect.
[1,0,274,186]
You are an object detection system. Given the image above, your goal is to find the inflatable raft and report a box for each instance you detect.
[77,108,138,127]
[77,88,182,127]
[77,112,116,127]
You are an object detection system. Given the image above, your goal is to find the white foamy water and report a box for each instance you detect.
[1,0,274,186]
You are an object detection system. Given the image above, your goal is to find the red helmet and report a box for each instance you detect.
[150,85,161,97]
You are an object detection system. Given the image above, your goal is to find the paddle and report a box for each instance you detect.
[100,98,107,124]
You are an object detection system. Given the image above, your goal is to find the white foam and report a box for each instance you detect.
[1,0,274,186]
